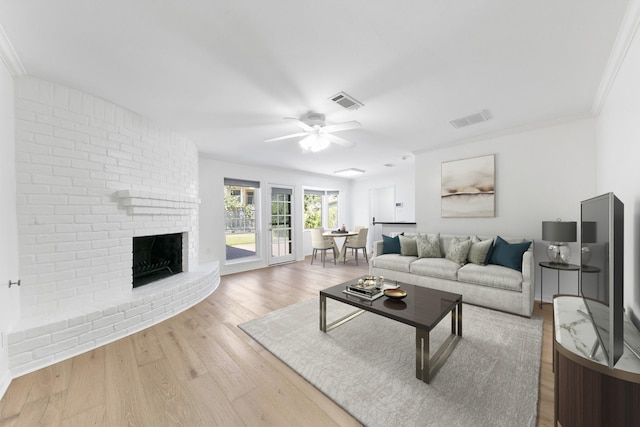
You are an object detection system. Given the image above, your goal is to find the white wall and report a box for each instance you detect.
[0,54,19,400]
[199,155,352,274]
[350,169,416,226]
[350,169,416,248]
[414,118,598,303]
[596,2,640,324]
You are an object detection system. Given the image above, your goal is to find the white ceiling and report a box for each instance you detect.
[0,0,630,179]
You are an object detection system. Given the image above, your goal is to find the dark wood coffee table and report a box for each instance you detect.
[319,279,462,384]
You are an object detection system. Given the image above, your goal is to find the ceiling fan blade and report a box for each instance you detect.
[320,120,361,133]
[264,132,308,143]
[325,133,355,148]
[284,117,313,132]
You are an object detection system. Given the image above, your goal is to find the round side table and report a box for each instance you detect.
[539,261,579,308]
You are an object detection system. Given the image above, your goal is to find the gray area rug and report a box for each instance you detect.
[239,298,543,427]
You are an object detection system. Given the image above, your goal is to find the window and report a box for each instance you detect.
[304,189,339,229]
[304,190,323,229]
[224,178,259,261]
[327,191,339,229]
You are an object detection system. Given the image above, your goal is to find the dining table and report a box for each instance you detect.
[322,230,358,263]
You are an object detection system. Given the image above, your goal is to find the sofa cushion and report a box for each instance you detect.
[445,237,472,265]
[410,258,459,280]
[467,236,493,265]
[417,233,441,258]
[488,236,531,271]
[382,234,402,254]
[399,234,418,256]
[458,263,523,292]
[371,253,418,273]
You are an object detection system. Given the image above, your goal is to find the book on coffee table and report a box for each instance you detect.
[343,284,384,300]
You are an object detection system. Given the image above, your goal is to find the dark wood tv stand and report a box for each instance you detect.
[553,295,640,426]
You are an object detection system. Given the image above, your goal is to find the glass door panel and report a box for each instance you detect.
[269,186,295,264]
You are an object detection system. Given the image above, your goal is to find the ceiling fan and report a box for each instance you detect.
[265,112,361,153]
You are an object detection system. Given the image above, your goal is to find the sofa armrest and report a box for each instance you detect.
[373,240,384,258]
[521,243,536,315]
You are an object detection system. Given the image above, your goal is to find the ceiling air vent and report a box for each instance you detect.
[448,109,492,129]
[329,91,364,110]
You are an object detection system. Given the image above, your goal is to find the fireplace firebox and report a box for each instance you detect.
[133,233,183,288]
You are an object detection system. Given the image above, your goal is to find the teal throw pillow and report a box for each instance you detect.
[488,236,531,271]
[382,234,402,254]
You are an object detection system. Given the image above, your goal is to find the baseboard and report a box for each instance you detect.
[0,368,11,401]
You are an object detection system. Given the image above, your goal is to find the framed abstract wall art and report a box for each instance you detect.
[441,154,495,218]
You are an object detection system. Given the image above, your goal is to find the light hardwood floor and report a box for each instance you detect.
[0,259,554,427]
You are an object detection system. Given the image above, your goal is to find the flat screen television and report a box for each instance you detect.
[580,192,624,369]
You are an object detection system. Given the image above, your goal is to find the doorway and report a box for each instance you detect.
[369,186,395,246]
[269,185,295,265]
[224,178,258,262]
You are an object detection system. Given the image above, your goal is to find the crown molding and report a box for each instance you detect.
[0,24,26,77]
[592,0,640,115]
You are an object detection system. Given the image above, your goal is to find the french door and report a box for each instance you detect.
[269,185,295,265]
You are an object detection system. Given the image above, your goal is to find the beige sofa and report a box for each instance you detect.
[369,233,535,317]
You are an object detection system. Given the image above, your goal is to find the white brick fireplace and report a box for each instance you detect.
[8,78,218,376]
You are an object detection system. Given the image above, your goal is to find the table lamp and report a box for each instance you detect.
[542,219,577,265]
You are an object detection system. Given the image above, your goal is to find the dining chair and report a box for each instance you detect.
[344,227,368,265]
[310,227,336,267]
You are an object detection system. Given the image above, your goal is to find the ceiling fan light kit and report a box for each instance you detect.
[299,134,330,153]
[265,111,361,153]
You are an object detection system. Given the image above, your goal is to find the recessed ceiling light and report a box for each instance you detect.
[334,168,365,177]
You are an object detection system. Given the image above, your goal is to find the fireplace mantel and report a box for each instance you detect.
[117,189,200,215]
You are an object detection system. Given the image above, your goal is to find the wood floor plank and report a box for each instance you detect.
[103,337,156,427]
[60,348,105,420]
[175,314,257,403]
[0,374,35,421]
[1,258,554,427]
[230,387,293,427]
[13,392,64,427]
[24,359,72,405]
[182,373,247,427]
[137,358,208,427]
[152,318,208,382]
[131,327,165,367]
[61,404,105,427]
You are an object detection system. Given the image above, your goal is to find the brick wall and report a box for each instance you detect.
[15,77,200,313]
[8,77,218,377]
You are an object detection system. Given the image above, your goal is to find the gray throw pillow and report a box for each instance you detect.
[399,235,418,256]
[446,237,472,265]
[417,233,441,258]
[467,236,493,265]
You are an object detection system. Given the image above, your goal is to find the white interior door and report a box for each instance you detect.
[269,185,295,265]
[369,186,395,246]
